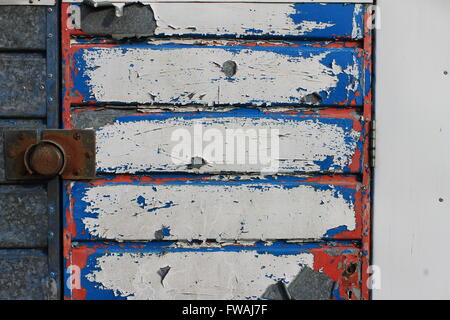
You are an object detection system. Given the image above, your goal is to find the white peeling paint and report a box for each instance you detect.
[151,3,335,37]
[80,46,354,105]
[352,4,364,40]
[95,116,360,173]
[85,251,314,300]
[80,182,356,241]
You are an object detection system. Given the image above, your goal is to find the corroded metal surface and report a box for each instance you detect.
[80,3,156,38]
[0,186,48,248]
[0,120,44,182]
[0,2,60,300]
[0,54,46,117]
[0,6,46,50]
[4,129,95,181]
[0,250,50,300]
[25,141,65,176]
[3,130,40,181]
[43,130,96,180]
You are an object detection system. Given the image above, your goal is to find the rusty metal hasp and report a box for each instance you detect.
[4,129,96,180]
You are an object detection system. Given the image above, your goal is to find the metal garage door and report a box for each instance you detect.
[61,1,373,300]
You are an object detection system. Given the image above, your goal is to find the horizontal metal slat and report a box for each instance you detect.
[66,175,362,242]
[66,3,365,40]
[65,242,361,300]
[69,108,364,174]
[66,42,364,107]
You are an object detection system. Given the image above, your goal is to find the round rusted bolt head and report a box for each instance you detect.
[343,262,358,278]
[25,141,65,176]
[73,132,81,140]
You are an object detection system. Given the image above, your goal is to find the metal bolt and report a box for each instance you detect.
[48,8,53,13]
[48,97,54,102]
[48,33,53,39]
[49,272,57,278]
[40,84,45,90]
[222,60,238,77]
[343,262,358,278]
[25,142,65,176]
[48,231,54,238]
[48,73,53,79]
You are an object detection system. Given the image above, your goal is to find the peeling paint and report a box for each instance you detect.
[72,44,363,106]
[86,250,314,300]
[66,242,362,300]
[69,3,364,40]
[62,1,372,301]
[73,177,358,241]
[151,3,336,37]
[93,109,363,174]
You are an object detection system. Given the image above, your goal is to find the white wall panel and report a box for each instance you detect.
[374,0,450,299]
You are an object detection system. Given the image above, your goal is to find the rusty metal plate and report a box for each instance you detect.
[43,129,95,180]
[4,129,95,181]
[4,130,40,181]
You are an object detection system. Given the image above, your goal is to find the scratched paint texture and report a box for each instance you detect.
[151,3,363,39]
[66,242,361,300]
[68,176,361,241]
[91,109,363,174]
[70,44,363,106]
[70,3,363,40]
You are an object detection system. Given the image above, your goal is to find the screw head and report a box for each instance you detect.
[343,262,358,278]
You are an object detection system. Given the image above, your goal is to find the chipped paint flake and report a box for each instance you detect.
[86,251,314,300]
[352,4,364,40]
[79,182,356,241]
